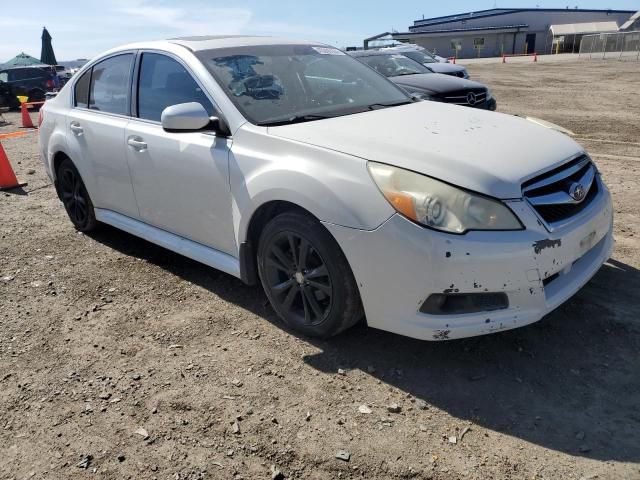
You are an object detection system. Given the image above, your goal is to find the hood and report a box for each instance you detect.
[267,101,583,199]
[425,62,466,76]
[391,73,485,94]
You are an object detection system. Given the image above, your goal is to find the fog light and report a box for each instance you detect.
[419,292,508,315]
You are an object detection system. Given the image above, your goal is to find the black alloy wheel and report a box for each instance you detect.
[57,158,97,232]
[263,230,333,326]
[257,211,363,338]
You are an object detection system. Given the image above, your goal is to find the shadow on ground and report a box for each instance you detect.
[89,225,640,463]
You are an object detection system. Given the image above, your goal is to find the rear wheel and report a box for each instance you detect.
[57,158,97,232]
[257,211,363,338]
[27,88,45,103]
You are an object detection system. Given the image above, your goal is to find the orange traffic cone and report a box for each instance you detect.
[0,141,27,191]
[21,102,35,128]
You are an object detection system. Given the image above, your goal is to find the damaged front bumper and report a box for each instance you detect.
[324,179,614,341]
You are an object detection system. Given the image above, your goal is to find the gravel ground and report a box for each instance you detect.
[1,58,639,480]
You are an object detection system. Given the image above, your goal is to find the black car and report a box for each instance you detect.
[0,79,19,110]
[349,50,496,111]
[0,65,59,103]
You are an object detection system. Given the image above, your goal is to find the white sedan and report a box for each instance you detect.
[39,36,613,341]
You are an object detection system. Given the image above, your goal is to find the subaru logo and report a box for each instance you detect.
[569,182,586,202]
[466,92,477,106]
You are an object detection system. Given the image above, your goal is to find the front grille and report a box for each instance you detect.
[439,88,487,107]
[523,155,599,227]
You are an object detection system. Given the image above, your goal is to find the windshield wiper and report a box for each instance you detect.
[258,114,330,127]
[392,72,423,77]
[366,99,414,110]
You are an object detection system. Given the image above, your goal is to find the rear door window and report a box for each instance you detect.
[7,70,21,81]
[74,69,91,108]
[88,54,134,115]
[136,52,213,122]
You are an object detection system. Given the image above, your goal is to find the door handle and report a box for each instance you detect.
[127,137,148,151]
[70,122,83,135]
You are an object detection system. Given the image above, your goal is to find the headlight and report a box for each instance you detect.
[486,88,493,100]
[368,162,523,234]
[401,86,436,101]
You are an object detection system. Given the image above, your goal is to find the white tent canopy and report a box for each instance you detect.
[550,21,619,36]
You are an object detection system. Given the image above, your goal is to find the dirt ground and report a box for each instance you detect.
[1,58,639,480]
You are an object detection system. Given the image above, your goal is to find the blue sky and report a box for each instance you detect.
[2,0,637,61]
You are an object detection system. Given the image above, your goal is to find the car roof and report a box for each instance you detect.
[379,45,423,52]
[87,36,333,68]
[167,35,322,52]
[0,65,50,71]
[348,50,408,58]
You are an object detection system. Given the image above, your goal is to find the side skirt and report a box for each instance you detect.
[94,208,241,279]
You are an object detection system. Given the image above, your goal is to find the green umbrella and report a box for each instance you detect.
[40,27,58,66]
[6,52,42,66]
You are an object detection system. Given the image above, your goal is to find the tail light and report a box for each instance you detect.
[38,107,44,128]
[46,79,54,89]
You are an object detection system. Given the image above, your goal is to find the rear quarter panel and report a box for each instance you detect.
[39,90,71,181]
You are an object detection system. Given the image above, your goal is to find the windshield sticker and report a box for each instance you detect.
[312,47,345,56]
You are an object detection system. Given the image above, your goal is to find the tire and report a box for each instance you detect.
[28,89,45,103]
[257,211,363,338]
[57,158,97,232]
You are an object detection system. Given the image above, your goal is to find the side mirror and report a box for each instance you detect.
[161,102,221,133]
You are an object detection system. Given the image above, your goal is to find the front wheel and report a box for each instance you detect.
[257,211,363,338]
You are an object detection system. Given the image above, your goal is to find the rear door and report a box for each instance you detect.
[124,51,236,255]
[65,53,139,218]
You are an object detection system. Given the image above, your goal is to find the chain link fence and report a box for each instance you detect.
[579,31,640,60]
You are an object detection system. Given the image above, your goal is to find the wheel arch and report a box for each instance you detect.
[50,150,96,208]
[52,150,71,177]
[240,200,318,285]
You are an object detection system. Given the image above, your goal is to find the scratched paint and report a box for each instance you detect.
[432,329,450,340]
[532,238,561,254]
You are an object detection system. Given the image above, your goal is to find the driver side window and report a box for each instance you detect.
[137,53,214,122]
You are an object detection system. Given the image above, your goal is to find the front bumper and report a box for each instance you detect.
[477,97,497,111]
[324,178,613,341]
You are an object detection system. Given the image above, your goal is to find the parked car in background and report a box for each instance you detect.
[0,65,59,102]
[381,45,469,78]
[0,78,19,110]
[349,50,495,110]
[40,36,612,342]
[432,53,449,63]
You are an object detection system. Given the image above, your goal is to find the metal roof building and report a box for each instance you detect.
[372,8,636,58]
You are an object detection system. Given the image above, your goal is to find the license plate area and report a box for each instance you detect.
[579,231,597,256]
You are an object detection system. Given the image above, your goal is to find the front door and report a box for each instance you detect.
[525,33,537,54]
[125,52,236,256]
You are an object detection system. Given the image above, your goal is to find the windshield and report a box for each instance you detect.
[197,45,411,126]
[356,54,431,78]
[402,50,437,65]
